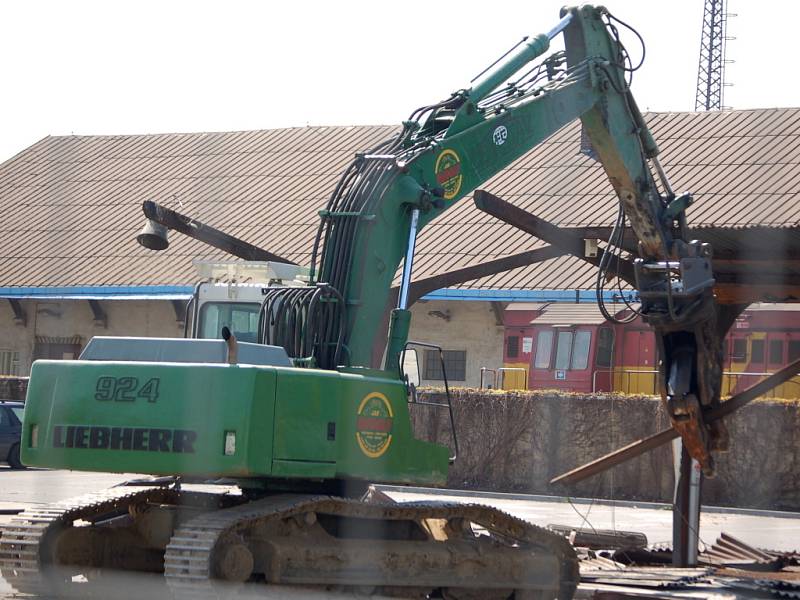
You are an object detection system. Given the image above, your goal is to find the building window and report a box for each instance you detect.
[423,350,466,382]
[789,340,800,363]
[0,350,20,376]
[596,328,614,368]
[769,339,784,365]
[751,339,765,364]
[731,338,746,361]
[506,335,519,359]
[534,331,554,369]
[33,336,82,361]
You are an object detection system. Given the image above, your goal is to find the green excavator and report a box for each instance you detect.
[0,6,724,599]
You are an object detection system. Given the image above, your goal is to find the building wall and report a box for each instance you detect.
[0,297,503,381]
[408,300,504,389]
[0,300,182,375]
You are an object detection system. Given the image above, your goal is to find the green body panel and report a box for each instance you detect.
[21,360,449,486]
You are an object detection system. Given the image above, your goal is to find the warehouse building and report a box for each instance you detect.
[1,108,799,387]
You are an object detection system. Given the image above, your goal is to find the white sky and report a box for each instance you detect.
[0,0,794,163]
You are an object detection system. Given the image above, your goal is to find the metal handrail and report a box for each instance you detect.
[480,367,529,390]
[592,368,658,394]
[401,341,458,463]
[723,370,800,397]
[479,367,498,389]
[498,367,528,390]
[591,368,800,397]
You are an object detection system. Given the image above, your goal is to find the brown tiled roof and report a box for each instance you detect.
[1,108,799,292]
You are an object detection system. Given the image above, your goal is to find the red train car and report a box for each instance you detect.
[501,303,800,398]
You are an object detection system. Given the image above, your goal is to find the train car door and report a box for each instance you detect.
[767,333,788,397]
[592,327,614,392]
[747,334,766,393]
[529,326,594,393]
[619,329,656,394]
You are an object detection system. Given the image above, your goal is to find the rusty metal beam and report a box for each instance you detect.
[565,226,800,261]
[714,285,800,305]
[142,200,296,265]
[171,299,187,324]
[7,299,26,327]
[404,245,566,305]
[550,355,800,486]
[88,300,107,328]
[490,302,506,326]
[374,246,567,368]
[473,190,636,284]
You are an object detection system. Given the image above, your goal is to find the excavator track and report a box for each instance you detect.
[1,487,578,599]
[165,494,579,599]
[0,485,177,596]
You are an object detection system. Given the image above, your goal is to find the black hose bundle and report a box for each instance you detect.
[258,284,346,369]
[259,128,417,369]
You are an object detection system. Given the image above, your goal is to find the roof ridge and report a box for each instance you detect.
[42,124,399,143]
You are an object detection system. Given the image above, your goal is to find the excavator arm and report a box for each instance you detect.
[261,5,723,473]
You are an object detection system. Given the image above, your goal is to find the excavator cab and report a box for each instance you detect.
[184,261,309,342]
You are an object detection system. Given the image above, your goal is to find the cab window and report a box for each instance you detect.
[199,302,261,343]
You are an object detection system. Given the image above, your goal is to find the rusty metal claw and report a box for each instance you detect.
[667,393,715,477]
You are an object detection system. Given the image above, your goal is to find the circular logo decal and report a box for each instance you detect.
[355,392,394,458]
[493,125,508,146]
[434,149,463,201]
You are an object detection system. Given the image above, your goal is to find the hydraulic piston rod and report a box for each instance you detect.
[398,209,420,310]
[469,13,573,103]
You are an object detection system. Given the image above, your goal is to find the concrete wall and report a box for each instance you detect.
[0,300,182,374]
[408,300,504,389]
[411,389,800,511]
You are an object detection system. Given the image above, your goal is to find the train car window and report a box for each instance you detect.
[534,331,554,369]
[751,339,765,363]
[554,331,574,370]
[789,340,800,363]
[731,339,746,361]
[507,335,519,359]
[596,328,614,368]
[769,339,784,364]
[571,331,592,370]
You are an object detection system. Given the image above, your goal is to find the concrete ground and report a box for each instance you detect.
[376,484,800,552]
[0,467,797,598]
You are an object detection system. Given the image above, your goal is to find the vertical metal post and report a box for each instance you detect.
[398,209,420,310]
[687,457,702,561]
[672,440,702,566]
